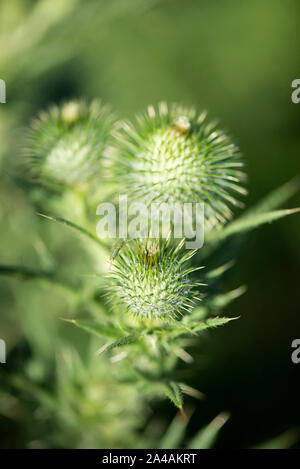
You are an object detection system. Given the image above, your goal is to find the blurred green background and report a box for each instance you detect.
[0,0,299,448]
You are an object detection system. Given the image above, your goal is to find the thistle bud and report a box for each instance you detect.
[113,103,246,230]
[108,239,200,319]
[27,100,114,188]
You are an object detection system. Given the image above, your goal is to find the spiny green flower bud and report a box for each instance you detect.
[27,100,114,188]
[113,103,246,229]
[108,239,200,319]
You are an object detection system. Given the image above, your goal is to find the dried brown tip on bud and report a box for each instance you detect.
[61,101,81,124]
[173,116,191,135]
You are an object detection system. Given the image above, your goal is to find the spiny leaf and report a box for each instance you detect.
[97,334,142,355]
[187,412,230,449]
[62,319,122,340]
[208,208,300,244]
[37,213,109,250]
[173,316,238,337]
[191,316,238,333]
[161,381,184,409]
[243,177,300,216]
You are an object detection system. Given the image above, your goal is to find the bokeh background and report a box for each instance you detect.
[0,0,299,448]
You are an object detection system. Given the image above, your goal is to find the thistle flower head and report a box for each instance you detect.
[113,103,246,229]
[27,100,114,188]
[108,239,200,319]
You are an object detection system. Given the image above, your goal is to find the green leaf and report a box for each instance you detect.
[159,411,191,449]
[10,375,58,412]
[252,430,298,449]
[243,177,300,216]
[208,208,300,244]
[37,213,109,250]
[180,384,205,400]
[110,239,128,261]
[191,316,238,333]
[176,316,238,336]
[205,261,235,280]
[161,381,184,409]
[184,305,208,321]
[62,319,122,340]
[0,264,53,281]
[97,334,141,355]
[186,289,244,322]
[187,412,230,449]
[0,264,77,297]
[206,286,246,310]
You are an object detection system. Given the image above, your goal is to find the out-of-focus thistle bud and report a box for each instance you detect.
[108,239,201,320]
[112,103,246,230]
[27,100,114,189]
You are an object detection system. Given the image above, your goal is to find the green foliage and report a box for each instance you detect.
[159,381,184,409]
[38,213,110,250]
[1,94,299,447]
[252,430,299,450]
[208,208,300,244]
[10,344,144,448]
[187,413,230,449]
[64,319,121,340]
[0,0,299,450]
[144,412,297,450]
